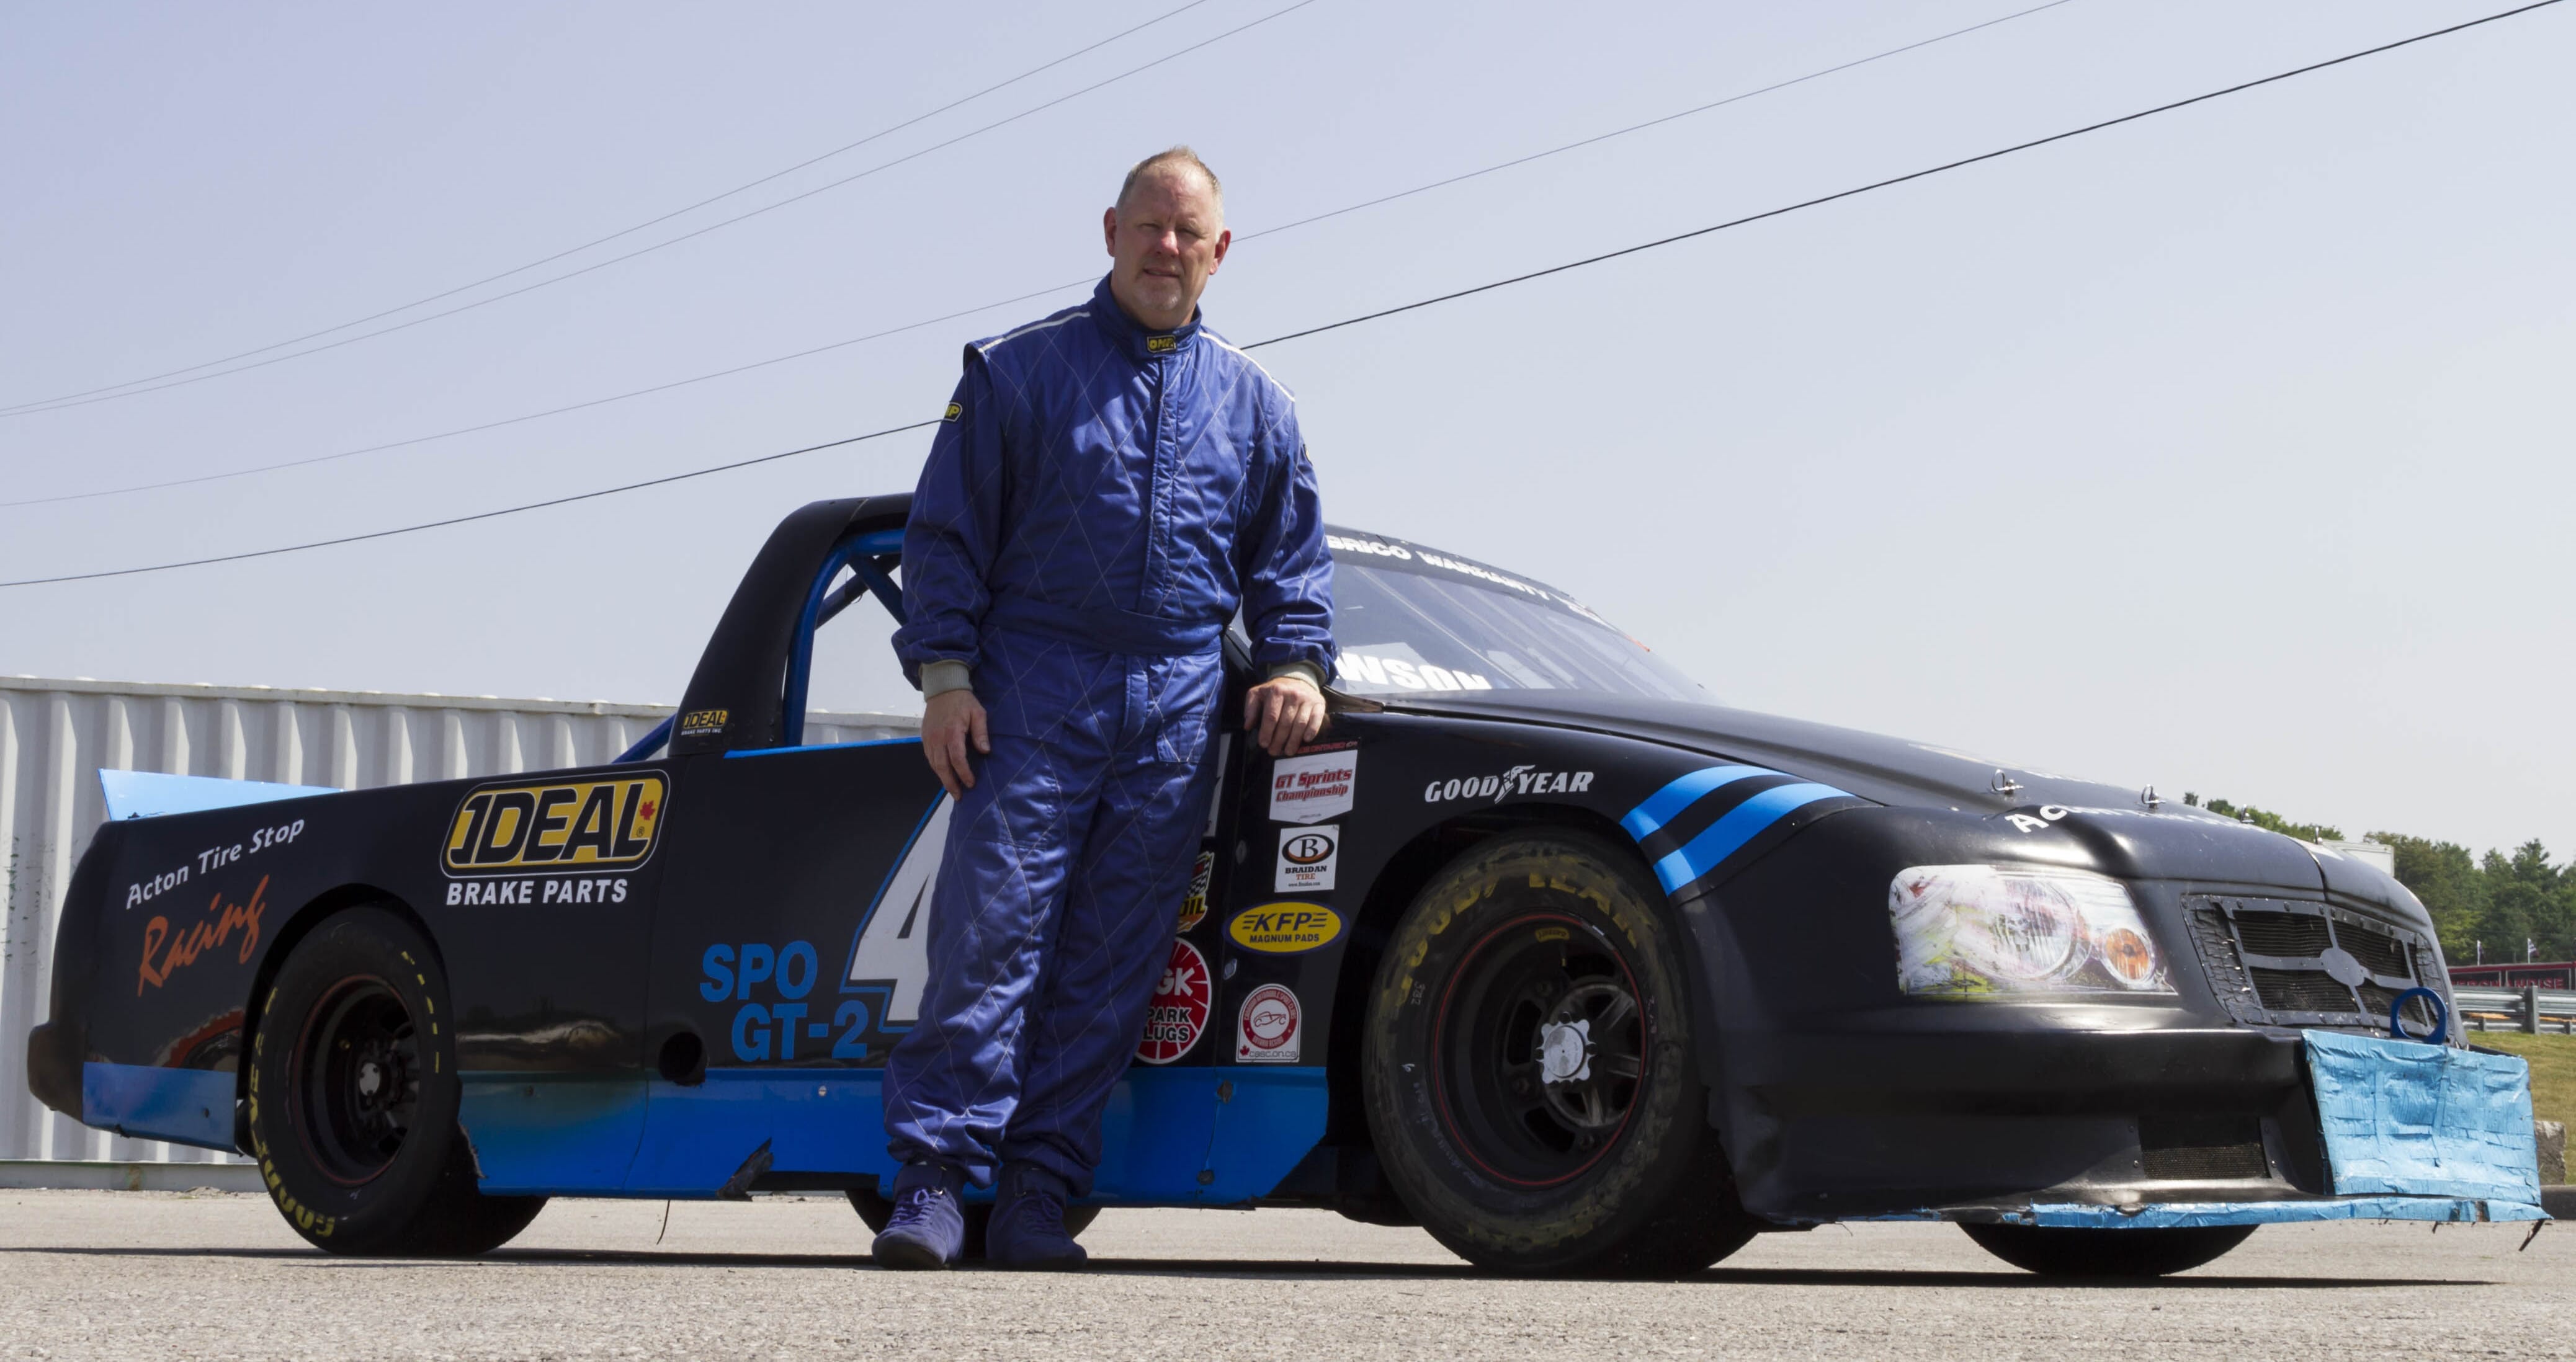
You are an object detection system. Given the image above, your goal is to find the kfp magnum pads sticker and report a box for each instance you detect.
[1227,903,1343,954]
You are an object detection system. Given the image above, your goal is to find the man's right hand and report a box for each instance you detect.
[921,689,990,798]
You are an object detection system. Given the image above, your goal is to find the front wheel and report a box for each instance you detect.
[247,905,547,1256]
[1363,832,1756,1277]
[1961,1222,2256,1277]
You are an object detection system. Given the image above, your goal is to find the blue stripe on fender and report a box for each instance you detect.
[1619,765,1773,840]
[1649,781,1853,894]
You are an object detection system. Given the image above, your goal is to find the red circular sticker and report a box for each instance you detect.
[1237,983,1300,1063]
[1135,939,1212,1065]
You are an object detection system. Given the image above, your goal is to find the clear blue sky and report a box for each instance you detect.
[3,1,2570,853]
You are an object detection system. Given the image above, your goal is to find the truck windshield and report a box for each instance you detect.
[1313,529,1704,703]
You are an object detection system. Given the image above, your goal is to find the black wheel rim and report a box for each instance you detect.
[1430,912,1647,1188]
[291,977,422,1185]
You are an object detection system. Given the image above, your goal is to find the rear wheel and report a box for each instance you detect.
[1363,832,1756,1277]
[847,1187,1099,1258]
[248,906,546,1256]
[1961,1222,2255,1277]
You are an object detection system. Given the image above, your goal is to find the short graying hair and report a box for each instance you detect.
[1117,146,1222,208]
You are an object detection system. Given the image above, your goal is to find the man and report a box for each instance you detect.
[876,147,1334,1270]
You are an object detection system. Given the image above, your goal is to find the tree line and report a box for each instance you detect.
[2185,794,2575,966]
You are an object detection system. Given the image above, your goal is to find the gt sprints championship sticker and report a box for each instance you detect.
[1269,744,1357,824]
[1135,939,1212,1064]
[1237,984,1301,1063]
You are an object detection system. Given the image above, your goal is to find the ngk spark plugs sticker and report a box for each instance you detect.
[1176,849,1216,932]
[1136,939,1212,1064]
[1237,984,1300,1063]
[1269,744,1357,824]
[1276,826,1338,892]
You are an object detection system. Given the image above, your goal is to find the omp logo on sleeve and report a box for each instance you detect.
[942,401,963,422]
[444,775,667,876]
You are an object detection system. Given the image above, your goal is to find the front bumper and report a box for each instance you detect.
[1755,1027,2548,1227]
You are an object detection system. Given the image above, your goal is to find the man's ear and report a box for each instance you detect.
[1209,228,1232,273]
[1102,207,1120,257]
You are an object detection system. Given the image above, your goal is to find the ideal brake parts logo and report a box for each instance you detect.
[442,774,666,877]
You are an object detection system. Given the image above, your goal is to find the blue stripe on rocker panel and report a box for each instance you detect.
[82,1062,236,1151]
[613,1066,1328,1204]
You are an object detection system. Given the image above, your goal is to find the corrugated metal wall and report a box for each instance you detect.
[0,676,915,1173]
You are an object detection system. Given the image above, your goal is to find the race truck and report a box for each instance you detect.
[27,494,2546,1276]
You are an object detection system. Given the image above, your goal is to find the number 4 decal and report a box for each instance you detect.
[843,795,950,1028]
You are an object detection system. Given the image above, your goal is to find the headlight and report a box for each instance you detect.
[1889,865,2173,997]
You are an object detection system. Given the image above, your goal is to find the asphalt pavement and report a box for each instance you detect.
[1,1189,2567,1360]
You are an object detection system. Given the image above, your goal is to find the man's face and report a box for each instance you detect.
[1102,167,1229,331]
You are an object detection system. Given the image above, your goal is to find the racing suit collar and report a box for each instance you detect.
[1091,274,1202,361]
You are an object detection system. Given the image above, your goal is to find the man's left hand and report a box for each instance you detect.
[1245,674,1326,757]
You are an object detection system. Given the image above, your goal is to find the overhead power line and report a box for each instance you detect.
[8,0,2083,509]
[0,0,1317,421]
[1,0,2559,589]
[0,0,1214,415]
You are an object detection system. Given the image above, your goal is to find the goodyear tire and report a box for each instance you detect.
[847,1188,1099,1258]
[248,906,546,1256]
[1364,831,1756,1277]
[1959,1222,2255,1277]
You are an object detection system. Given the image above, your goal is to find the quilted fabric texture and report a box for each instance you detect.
[882,278,1330,1194]
[895,274,1334,679]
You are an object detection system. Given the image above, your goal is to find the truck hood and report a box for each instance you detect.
[1383,691,2431,927]
[1384,690,2169,815]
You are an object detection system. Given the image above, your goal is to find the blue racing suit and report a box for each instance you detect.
[885,275,1334,1193]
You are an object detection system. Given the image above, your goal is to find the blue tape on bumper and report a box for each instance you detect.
[2305,1029,2541,1202]
[2023,1197,2547,1227]
[1847,1196,2549,1227]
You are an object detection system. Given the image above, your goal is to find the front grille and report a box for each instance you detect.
[2235,911,2332,958]
[2343,931,2413,979]
[2139,1114,2269,1180]
[2358,984,2439,1033]
[2252,967,2360,1013]
[2187,895,2444,1033]
[2141,1139,2270,1180]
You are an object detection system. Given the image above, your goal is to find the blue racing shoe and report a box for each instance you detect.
[871,1162,967,1270]
[987,1162,1088,1270]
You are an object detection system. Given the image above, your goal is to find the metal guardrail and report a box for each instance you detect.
[2453,986,2576,1035]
